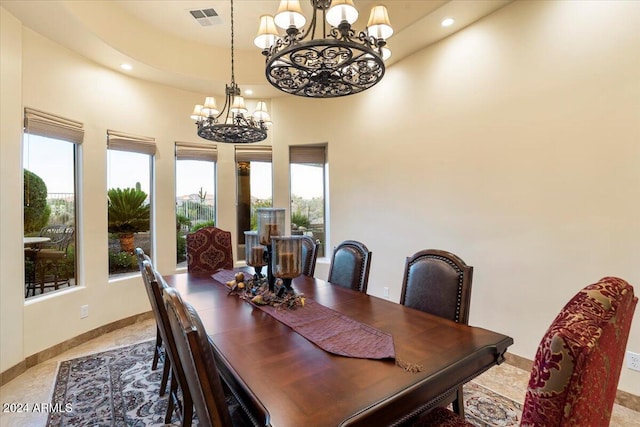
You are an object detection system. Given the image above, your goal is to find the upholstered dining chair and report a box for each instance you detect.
[164,286,254,427]
[140,260,193,426]
[300,235,319,277]
[186,226,234,273]
[135,248,164,374]
[411,276,637,427]
[327,240,372,293]
[400,249,473,417]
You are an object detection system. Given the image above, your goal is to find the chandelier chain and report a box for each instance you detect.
[191,0,269,143]
[230,0,235,85]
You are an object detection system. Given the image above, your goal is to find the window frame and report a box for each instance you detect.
[106,130,156,279]
[289,144,327,258]
[23,108,83,298]
[175,141,218,268]
[235,145,273,261]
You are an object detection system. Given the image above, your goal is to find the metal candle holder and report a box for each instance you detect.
[244,231,266,279]
[271,236,303,295]
[256,208,285,292]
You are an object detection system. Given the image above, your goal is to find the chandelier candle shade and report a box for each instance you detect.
[192,0,271,143]
[255,0,393,98]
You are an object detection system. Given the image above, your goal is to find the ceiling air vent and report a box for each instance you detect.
[188,8,221,27]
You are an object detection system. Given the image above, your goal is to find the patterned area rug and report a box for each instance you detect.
[47,340,177,427]
[47,340,522,426]
[463,382,522,427]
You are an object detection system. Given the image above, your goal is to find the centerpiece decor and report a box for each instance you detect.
[244,230,266,278]
[225,270,306,310]
[256,208,285,291]
[271,236,302,293]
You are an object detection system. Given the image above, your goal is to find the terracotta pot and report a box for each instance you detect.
[119,233,135,253]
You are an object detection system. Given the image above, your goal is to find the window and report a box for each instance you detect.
[23,108,82,298]
[175,142,217,267]
[107,130,155,278]
[236,146,273,260]
[290,145,327,257]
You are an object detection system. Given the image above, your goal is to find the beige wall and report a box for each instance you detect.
[271,0,640,395]
[1,0,639,396]
[0,11,263,368]
[1,7,26,374]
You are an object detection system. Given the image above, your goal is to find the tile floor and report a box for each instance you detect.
[1,317,639,426]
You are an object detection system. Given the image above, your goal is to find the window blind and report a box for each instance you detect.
[24,108,84,144]
[235,145,272,163]
[107,130,156,155]
[175,141,217,162]
[290,144,326,164]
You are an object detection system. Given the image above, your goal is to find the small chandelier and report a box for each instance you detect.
[191,0,271,144]
[255,0,393,98]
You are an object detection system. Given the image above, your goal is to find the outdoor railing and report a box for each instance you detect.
[47,193,75,224]
[176,200,215,231]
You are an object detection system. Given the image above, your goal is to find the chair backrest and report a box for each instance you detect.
[39,225,67,243]
[521,276,637,426]
[163,286,233,427]
[327,240,372,293]
[135,247,151,272]
[140,261,191,408]
[300,235,319,277]
[39,225,73,250]
[399,249,473,324]
[58,227,75,253]
[186,226,234,273]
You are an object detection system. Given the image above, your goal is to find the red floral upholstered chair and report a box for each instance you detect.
[412,276,637,427]
[186,226,233,273]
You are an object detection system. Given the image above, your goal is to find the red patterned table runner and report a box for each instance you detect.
[212,270,395,360]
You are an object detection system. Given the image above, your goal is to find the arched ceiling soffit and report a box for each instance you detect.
[2,0,513,98]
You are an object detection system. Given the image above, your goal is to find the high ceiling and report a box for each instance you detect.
[2,0,511,98]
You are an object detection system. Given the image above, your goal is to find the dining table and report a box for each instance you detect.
[164,271,514,427]
[23,236,51,247]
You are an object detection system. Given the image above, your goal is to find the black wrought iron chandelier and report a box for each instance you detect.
[255,0,393,98]
[191,0,270,144]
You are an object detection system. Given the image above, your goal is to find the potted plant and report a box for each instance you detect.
[24,169,51,234]
[107,187,150,253]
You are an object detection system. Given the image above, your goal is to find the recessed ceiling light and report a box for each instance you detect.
[244,89,253,95]
[441,18,455,27]
[120,63,133,71]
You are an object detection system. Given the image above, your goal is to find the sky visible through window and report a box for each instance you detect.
[23,135,323,201]
[291,164,323,199]
[23,135,74,193]
[108,150,150,194]
[176,160,215,199]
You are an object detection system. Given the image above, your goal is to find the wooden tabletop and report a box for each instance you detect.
[164,272,513,427]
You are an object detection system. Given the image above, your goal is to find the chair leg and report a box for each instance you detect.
[165,372,178,424]
[182,396,193,427]
[160,355,171,396]
[452,385,465,418]
[152,327,162,370]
